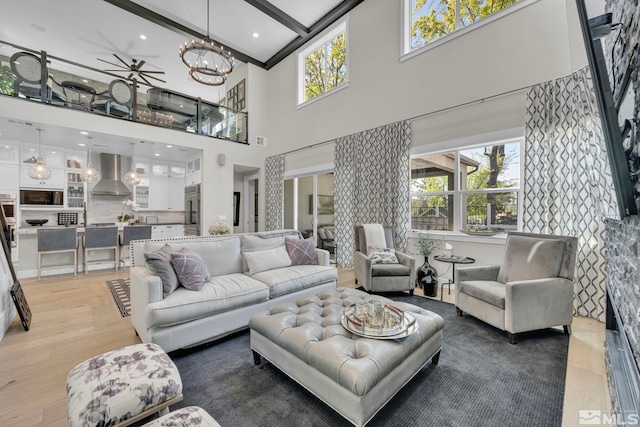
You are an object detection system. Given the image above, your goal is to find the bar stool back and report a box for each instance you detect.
[120,226,152,267]
[83,226,119,275]
[37,228,78,279]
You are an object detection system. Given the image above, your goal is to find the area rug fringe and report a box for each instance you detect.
[106,278,130,317]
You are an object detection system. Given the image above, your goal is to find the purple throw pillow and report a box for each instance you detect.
[170,248,210,291]
[285,237,318,265]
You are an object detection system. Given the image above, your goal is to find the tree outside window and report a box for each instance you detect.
[303,32,347,103]
[410,0,522,50]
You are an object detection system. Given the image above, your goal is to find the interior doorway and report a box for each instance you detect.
[243,173,259,233]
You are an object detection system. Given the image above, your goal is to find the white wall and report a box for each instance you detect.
[265,0,587,162]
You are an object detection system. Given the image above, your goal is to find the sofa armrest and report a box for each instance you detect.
[354,251,372,288]
[395,251,416,284]
[315,248,330,266]
[130,266,164,339]
[504,277,574,333]
[457,265,500,283]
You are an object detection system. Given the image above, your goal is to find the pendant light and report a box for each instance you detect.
[124,142,142,186]
[80,136,99,182]
[28,128,51,180]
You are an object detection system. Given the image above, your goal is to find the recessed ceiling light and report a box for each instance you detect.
[140,34,147,40]
[82,79,89,83]
[78,143,86,147]
[166,145,173,148]
[154,153,160,157]
[80,131,89,135]
[252,32,260,38]
[30,148,35,152]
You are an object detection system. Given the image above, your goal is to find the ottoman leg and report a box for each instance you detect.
[431,349,441,365]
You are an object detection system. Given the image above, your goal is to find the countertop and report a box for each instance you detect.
[17,223,185,235]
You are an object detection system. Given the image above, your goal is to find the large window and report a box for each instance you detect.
[411,140,521,232]
[405,0,524,53]
[298,21,348,105]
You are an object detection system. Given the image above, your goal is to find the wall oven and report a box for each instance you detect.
[185,184,200,236]
[0,194,17,247]
[20,189,64,206]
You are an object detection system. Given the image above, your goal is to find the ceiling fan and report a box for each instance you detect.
[98,54,166,85]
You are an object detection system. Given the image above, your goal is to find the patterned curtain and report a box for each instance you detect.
[264,155,285,231]
[523,66,619,322]
[334,121,412,268]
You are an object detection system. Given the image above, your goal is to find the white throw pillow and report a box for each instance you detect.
[244,245,292,275]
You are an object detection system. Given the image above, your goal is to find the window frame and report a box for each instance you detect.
[401,0,538,61]
[410,137,524,234]
[296,17,349,107]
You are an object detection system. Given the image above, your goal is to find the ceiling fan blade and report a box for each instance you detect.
[97,58,126,69]
[139,75,152,86]
[127,72,134,80]
[104,69,129,72]
[113,54,130,69]
[135,60,146,70]
[141,70,165,74]
[143,73,166,83]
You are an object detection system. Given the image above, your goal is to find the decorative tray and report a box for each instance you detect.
[341,304,419,339]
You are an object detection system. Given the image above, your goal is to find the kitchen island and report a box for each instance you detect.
[15,223,186,279]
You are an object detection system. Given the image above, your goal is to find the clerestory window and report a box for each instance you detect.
[297,20,348,105]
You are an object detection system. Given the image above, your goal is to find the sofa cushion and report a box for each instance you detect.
[285,237,318,265]
[144,243,179,297]
[459,280,506,309]
[240,232,299,272]
[146,274,270,328]
[497,235,565,283]
[244,246,292,275]
[171,249,210,291]
[251,265,338,298]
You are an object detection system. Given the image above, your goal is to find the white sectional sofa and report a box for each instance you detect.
[129,230,338,352]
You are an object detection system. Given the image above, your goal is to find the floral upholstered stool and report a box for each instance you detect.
[142,406,221,427]
[66,343,183,427]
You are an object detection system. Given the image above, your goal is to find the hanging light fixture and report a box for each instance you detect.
[80,136,99,182]
[124,142,142,186]
[179,0,235,86]
[28,128,51,181]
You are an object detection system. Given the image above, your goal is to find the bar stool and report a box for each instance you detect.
[83,226,119,275]
[37,228,78,279]
[119,225,152,268]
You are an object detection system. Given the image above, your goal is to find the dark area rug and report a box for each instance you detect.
[167,295,568,427]
[106,278,130,317]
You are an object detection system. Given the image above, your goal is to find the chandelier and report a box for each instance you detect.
[28,128,51,181]
[179,0,235,86]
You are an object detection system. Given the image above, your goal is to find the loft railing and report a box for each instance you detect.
[0,40,248,144]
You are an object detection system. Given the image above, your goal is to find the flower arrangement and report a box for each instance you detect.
[117,199,138,223]
[208,222,231,235]
[417,234,443,257]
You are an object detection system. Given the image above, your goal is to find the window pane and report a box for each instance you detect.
[412,195,452,231]
[464,192,518,229]
[411,152,455,192]
[460,142,520,190]
[410,0,522,51]
[304,31,347,102]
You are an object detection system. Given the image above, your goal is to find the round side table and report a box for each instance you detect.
[433,255,476,301]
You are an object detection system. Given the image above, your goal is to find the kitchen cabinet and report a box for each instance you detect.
[186,155,201,185]
[65,151,86,209]
[151,225,185,239]
[0,164,19,193]
[20,166,65,189]
[134,176,184,211]
[0,142,19,164]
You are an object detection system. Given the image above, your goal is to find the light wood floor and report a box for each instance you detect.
[0,269,610,426]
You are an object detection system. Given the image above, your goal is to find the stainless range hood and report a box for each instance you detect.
[91,153,131,196]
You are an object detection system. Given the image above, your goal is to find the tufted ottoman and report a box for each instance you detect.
[66,343,183,427]
[141,406,220,427]
[249,287,444,427]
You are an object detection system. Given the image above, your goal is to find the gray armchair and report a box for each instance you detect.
[455,231,577,344]
[354,224,416,295]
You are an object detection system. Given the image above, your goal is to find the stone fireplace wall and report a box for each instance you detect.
[604,0,640,401]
